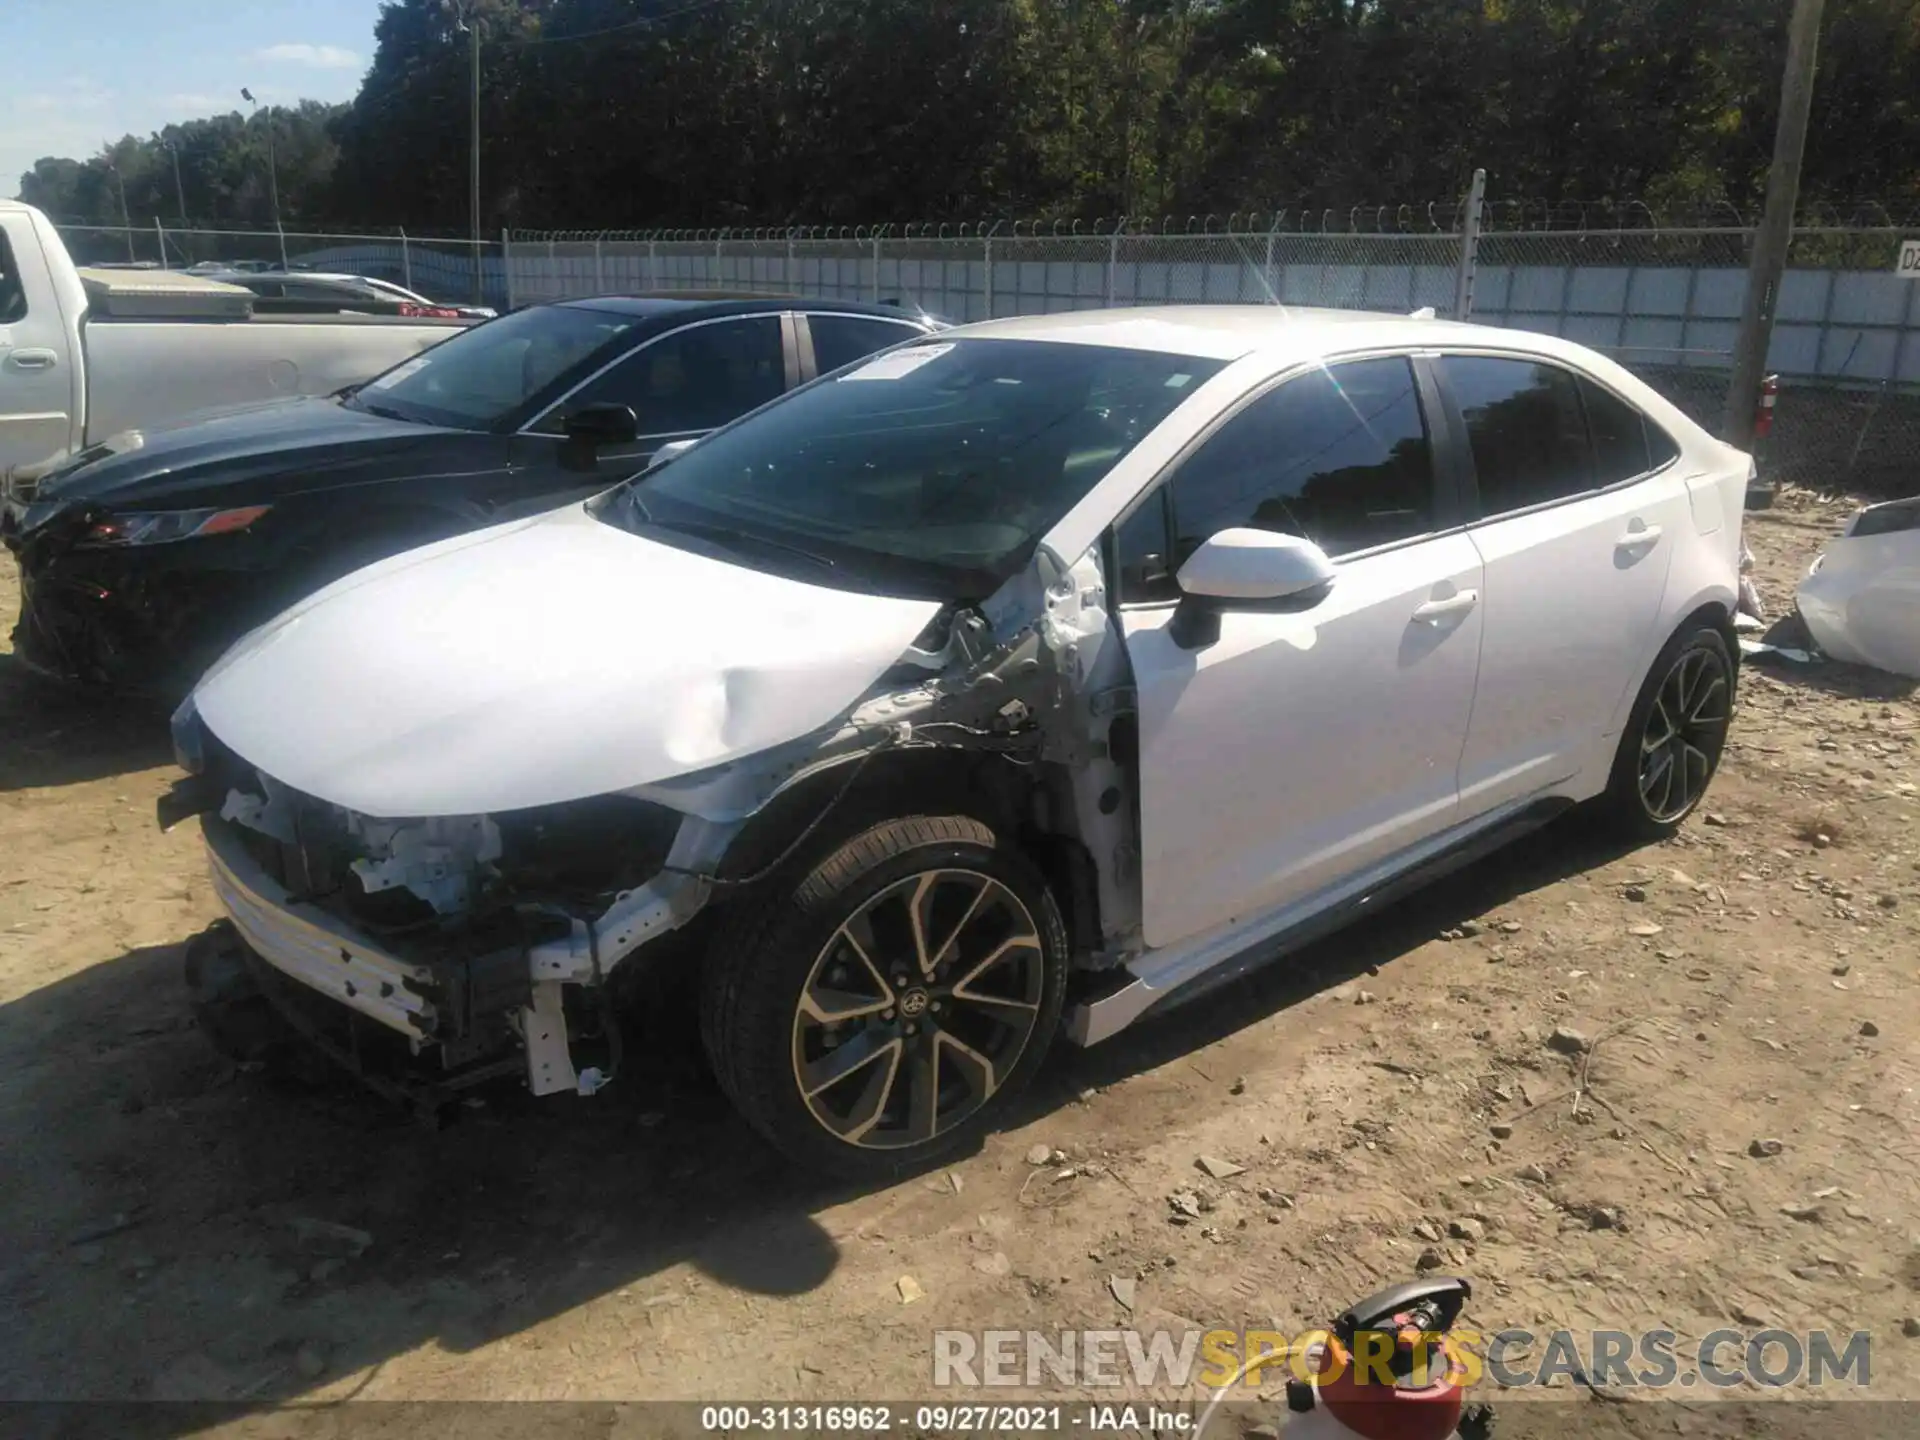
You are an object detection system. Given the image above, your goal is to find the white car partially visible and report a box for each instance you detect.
[167,305,1748,1176]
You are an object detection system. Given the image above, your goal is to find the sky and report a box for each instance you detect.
[2,0,388,198]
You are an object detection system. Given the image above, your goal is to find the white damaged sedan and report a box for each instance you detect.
[164,306,1749,1176]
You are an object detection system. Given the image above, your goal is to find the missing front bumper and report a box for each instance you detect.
[204,813,440,1039]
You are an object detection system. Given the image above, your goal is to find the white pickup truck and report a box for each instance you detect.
[0,199,471,484]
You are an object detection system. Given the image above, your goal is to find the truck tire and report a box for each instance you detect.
[699,815,1068,1179]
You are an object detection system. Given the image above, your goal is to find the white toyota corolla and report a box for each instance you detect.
[164,306,1748,1176]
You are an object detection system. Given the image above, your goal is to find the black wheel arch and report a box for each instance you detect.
[710,745,1104,960]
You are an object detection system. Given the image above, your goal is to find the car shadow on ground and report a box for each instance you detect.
[0,814,1638,1423]
[0,655,172,790]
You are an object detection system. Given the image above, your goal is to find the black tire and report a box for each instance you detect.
[1594,622,1736,841]
[699,815,1069,1180]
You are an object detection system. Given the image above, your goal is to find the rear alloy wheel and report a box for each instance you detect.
[1600,624,1735,838]
[701,816,1068,1179]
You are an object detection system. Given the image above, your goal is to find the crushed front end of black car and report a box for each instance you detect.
[4,497,275,698]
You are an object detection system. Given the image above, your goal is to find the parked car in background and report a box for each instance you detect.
[4,295,938,696]
[206,270,497,320]
[164,306,1748,1176]
[0,200,472,483]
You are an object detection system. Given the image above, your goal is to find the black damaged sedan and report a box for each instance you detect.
[2,295,937,697]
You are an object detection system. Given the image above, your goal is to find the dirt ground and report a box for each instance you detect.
[1,492,1915,1437]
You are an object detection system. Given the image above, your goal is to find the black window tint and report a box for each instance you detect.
[1169,357,1435,561]
[1647,421,1681,470]
[546,316,785,436]
[1582,378,1652,485]
[1445,357,1594,514]
[1113,490,1178,604]
[0,230,27,322]
[809,315,923,374]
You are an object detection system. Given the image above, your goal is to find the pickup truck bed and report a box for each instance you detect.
[78,310,469,450]
[1,200,474,482]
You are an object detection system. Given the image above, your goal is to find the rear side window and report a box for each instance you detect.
[1166,355,1436,564]
[1647,421,1681,470]
[1443,357,1593,515]
[1582,378,1653,485]
[808,314,924,374]
[0,229,25,323]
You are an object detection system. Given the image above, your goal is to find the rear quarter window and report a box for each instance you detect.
[0,229,31,322]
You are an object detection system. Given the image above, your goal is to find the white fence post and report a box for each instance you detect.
[1454,167,1487,321]
[502,228,516,310]
[648,238,659,291]
[871,234,882,303]
[154,218,168,269]
[275,221,289,272]
[1107,229,1120,306]
[984,232,994,317]
[594,237,604,293]
[399,227,413,292]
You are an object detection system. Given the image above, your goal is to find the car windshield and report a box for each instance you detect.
[345,304,641,429]
[592,337,1222,600]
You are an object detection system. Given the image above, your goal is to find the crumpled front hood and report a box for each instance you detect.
[191,504,942,817]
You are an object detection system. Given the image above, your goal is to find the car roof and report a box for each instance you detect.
[557,295,933,323]
[944,304,1490,361]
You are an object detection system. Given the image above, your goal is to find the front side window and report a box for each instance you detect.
[534,316,785,436]
[594,338,1222,600]
[1443,356,1594,515]
[1166,356,1436,568]
[808,314,926,374]
[348,303,642,430]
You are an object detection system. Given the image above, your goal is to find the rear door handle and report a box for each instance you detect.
[1616,522,1662,550]
[1411,589,1479,623]
[5,349,58,371]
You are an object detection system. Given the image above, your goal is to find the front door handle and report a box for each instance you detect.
[5,349,57,371]
[1616,521,1662,551]
[1411,589,1479,624]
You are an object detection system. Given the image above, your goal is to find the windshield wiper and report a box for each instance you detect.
[352,400,418,424]
[636,515,836,572]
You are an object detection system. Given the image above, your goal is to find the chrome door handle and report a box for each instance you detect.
[1616,523,1662,550]
[1411,589,1479,623]
[5,349,57,371]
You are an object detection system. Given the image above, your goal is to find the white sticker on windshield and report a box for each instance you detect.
[839,342,954,381]
[365,356,429,391]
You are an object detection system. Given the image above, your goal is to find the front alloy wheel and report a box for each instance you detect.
[702,815,1068,1178]
[793,869,1046,1150]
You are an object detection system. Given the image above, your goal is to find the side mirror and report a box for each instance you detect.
[1170,528,1336,649]
[564,402,639,446]
[651,437,699,465]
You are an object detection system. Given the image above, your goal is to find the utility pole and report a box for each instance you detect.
[470,17,482,304]
[241,88,283,244]
[105,161,135,262]
[446,0,484,304]
[166,141,188,224]
[1723,0,1827,449]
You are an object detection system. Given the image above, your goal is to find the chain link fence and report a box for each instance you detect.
[47,210,1920,496]
[51,223,508,309]
[501,216,1920,495]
